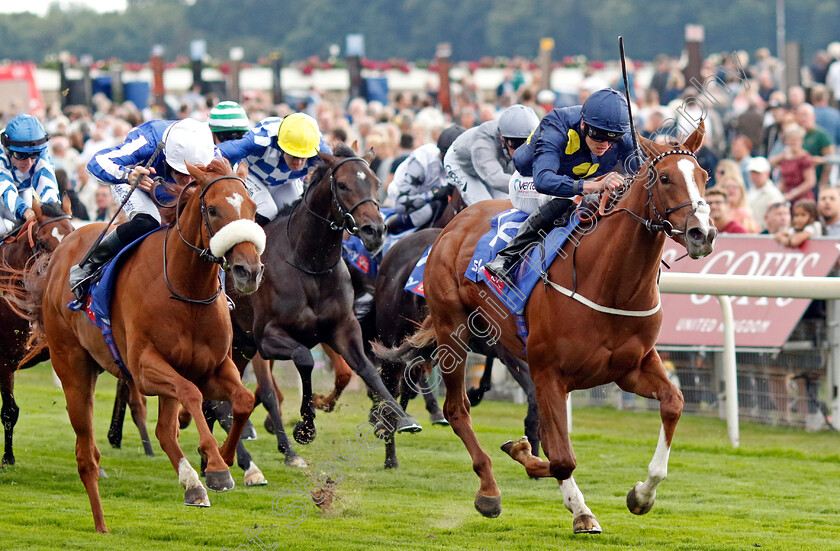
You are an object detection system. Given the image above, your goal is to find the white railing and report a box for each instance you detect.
[658,273,840,447]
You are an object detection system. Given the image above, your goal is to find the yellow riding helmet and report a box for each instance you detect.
[276,113,321,158]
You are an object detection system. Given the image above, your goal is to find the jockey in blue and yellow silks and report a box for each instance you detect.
[485,88,640,280]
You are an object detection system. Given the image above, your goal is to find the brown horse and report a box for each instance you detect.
[19,158,265,533]
[0,199,75,465]
[376,125,716,533]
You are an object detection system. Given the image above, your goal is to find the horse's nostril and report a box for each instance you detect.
[232,265,248,281]
[687,228,704,243]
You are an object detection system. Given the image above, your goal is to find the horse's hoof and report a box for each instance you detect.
[384,457,399,469]
[293,421,316,445]
[396,415,422,434]
[285,455,308,468]
[626,483,654,515]
[205,469,235,492]
[573,513,602,534]
[474,493,501,518]
[467,387,483,407]
[429,411,449,426]
[264,415,276,435]
[184,485,211,507]
[500,436,530,458]
[312,394,335,412]
[98,466,109,479]
[244,463,268,486]
[242,420,258,441]
[2,454,15,467]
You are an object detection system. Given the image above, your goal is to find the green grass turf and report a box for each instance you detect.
[0,364,838,550]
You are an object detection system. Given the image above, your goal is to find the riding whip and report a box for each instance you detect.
[78,141,165,268]
[618,36,640,158]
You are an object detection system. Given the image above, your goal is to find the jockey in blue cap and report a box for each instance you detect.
[0,114,60,230]
[485,88,639,280]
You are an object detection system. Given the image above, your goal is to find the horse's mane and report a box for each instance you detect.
[276,143,358,219]
[41,201,65,218]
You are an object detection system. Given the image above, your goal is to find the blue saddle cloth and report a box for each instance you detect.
[404,245,433,297]
[342,207,420,278]
[464,208,581,315]
[68,226,166,379]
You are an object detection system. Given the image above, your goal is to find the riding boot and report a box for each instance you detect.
[484,197,574,281]
[69,230,125,302]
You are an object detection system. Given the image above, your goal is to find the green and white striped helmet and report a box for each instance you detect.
[208,101,249,132]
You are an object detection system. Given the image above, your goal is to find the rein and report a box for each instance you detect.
[585,148,699,237]
[1,214,73,253]
[285,156,378,276]
[164,174,245,305]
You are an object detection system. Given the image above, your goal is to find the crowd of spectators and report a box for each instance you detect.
[5,41,840,246]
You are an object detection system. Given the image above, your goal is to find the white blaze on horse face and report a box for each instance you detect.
[357,171,366,180]
[225,192,245,217]
[51,227,66,243]
[677,158,711,233]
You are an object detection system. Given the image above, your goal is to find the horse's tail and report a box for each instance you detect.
[371,316,437,365]
[0,255,50,367]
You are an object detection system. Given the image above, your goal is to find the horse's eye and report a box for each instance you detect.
[208,206,218,216]
[660,174,670,184]
[337,182,349,191]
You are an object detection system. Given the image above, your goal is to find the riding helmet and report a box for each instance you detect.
[1,114,49,153]
[277,113,321,158]
[497,104,540,139]
[581,88,631,134]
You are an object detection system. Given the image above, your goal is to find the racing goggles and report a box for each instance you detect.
[584,124,624,143]
[10,150,41,160]
[503,137,528,150]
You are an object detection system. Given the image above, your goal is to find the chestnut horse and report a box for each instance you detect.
[20,158,265,533]
[377,125,716,533]
[0,199,75,465]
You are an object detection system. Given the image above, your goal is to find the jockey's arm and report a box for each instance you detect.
[471,140,510,192]
[87,133,158,186]
[217,131,258,164]
[31,160,61,206]
[0,177,24,219]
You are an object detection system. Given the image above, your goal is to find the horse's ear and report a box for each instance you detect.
[363,147,375,164]
[350,140,360,154]
[61,194,72,216]
[319,151,336,167]
[236,160,249,181]
[185,161,202,182]
[637,133,661,160]
[31,196,43,217]
[682,119,706,153]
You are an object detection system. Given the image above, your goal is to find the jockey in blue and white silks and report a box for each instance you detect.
[0,114,59,230]
[71,119,220,301]
[217,113,332,226]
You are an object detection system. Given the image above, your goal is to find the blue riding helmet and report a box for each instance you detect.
[1,114,50,153]
[581,89,631,134]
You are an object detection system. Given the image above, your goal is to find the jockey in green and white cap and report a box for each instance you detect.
[208,101,250,144]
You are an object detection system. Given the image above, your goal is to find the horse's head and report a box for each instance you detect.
[637,122,717,258]
[318,146,384,252]
[29,197,74,253]
[185,158,265,294]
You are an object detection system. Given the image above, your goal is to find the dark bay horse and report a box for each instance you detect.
[377,125,716,533]
[373,227,540,469]
[19,158,265,533]
[0,199,75,465]
[228,144,420,466]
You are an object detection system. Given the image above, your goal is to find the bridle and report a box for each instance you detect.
[597,148,701,238]
[301,156,379,234]
[285,156,379,276]
[163,174,245,305]
[1,213,72,254]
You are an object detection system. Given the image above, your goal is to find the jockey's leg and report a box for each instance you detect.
[69,205,159,301]
[484,197,574,280]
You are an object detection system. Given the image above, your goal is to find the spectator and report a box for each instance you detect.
[707,188,748,233]
[825,42,840,104]
[713,158,742,189]
[91,185,116,222]
[796,103,834,188]
[746,156,785,230]
[769,124,817,204]
[55,168,88,221]
[776,199,821,247]
[811,84,840,146]
[730,135,754,186]
[649,55,671,104]
[719,174,760,233]
[761,200,791,235]
[787,86,806,112]
[762,95,788,157]
[817,185,840,236]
